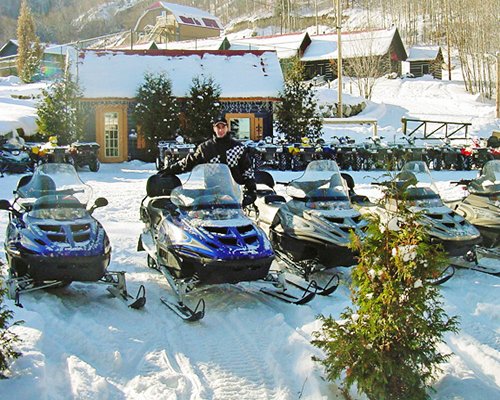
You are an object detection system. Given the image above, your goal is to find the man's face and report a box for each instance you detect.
[213,122,228,138]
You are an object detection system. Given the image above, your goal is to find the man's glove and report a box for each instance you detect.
[242,190,257,207]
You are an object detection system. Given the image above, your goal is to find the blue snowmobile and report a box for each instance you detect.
[138,163,316,321]
[0,163,145,308]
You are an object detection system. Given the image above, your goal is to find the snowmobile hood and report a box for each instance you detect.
[17,163,92,205]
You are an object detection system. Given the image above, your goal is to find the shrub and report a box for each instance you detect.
[312,183,459,399]
[0,281,22,378]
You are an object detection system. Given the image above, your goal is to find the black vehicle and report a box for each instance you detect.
[332,136,361,171]
[248,138,281,170]
[156,139,196,170]
[357,161,482,257]
[0,136,32,175]
[0,163,145,308]
[445,160,500,248]
[67,142,101,172]
[253,160,366,292]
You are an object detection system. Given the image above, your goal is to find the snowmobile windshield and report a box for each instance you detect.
[29,194,88,220]
[287,160,348,200]
[170,163,242,211]
[399,161,434,186]
[405,187,443,208]
[17,163,92,205]
[469,160,500,196]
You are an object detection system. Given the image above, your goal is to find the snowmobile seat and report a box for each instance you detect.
[341,172,370,204]
[146,197,177,226]
[146,174,181,198]
[16,174,32,192]
[255,170,276,190]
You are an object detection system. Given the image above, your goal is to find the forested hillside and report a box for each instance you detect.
[1,0,498,99]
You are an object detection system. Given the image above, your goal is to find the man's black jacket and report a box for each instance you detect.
[160,134,256,195]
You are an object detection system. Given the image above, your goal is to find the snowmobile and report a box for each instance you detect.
[252,159,367,292]
[0,135,32,175]
[445,160,500,248]
[357,161,481,257]
[138,163,316,321]
[0,163,145,308]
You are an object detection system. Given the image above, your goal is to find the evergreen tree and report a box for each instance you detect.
[312,180,459,399]
[133,71,179,152]
[36,69,84,145]
[16,0,43,83]
[0,280,22,378]
[274,56,322,143]
[182,76,223,143]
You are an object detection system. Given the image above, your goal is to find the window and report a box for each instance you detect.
[229,118,251,140]
[202,18,220,29]
[179,16,195,25]
[104,112,119,157]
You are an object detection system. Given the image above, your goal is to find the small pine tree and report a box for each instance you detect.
[274,56,322,143]
[182,76,223,143]
[0,281,22,378]
[36,68,84,145]
[16,0,43,83]
[132,71,179,152]
[312,181,460,400]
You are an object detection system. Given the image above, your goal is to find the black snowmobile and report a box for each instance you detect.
[356,161,481,256]
[252,159,367,293]
[0,163,145,308]
[443,160,500,275]
[138,163,316,321]
[446,160,500,248]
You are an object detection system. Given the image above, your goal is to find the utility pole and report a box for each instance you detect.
[495,52,499,119]
[336,0,343,118]
[486,52,500,119]
[444,0,452,80]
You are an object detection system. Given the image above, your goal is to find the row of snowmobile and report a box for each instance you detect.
[246,135,500,172]
[0,159,498,322]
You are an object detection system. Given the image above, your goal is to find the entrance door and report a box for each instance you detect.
[95,105,128,162]
[226,113,264,141]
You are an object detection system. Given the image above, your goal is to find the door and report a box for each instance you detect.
[226,113,264,141]
[95,105,128,162]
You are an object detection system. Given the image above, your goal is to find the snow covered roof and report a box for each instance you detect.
[229,32,309,59]
[139,1,223,31]
[155,37,227,51]
[406,46,441,61]
[73,49,284,99]
[301,27,400,61]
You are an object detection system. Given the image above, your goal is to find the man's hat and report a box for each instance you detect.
[212,117,228,126]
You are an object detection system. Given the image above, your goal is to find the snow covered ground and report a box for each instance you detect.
[0,74,499,399]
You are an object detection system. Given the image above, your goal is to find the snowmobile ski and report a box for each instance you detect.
[281,271,340,296]
[160,296,205,322]
[428,265,455,285]
[259,285,316,305]
[258,272,317,305]
[448,257,500,276]
[105,272,147,309]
